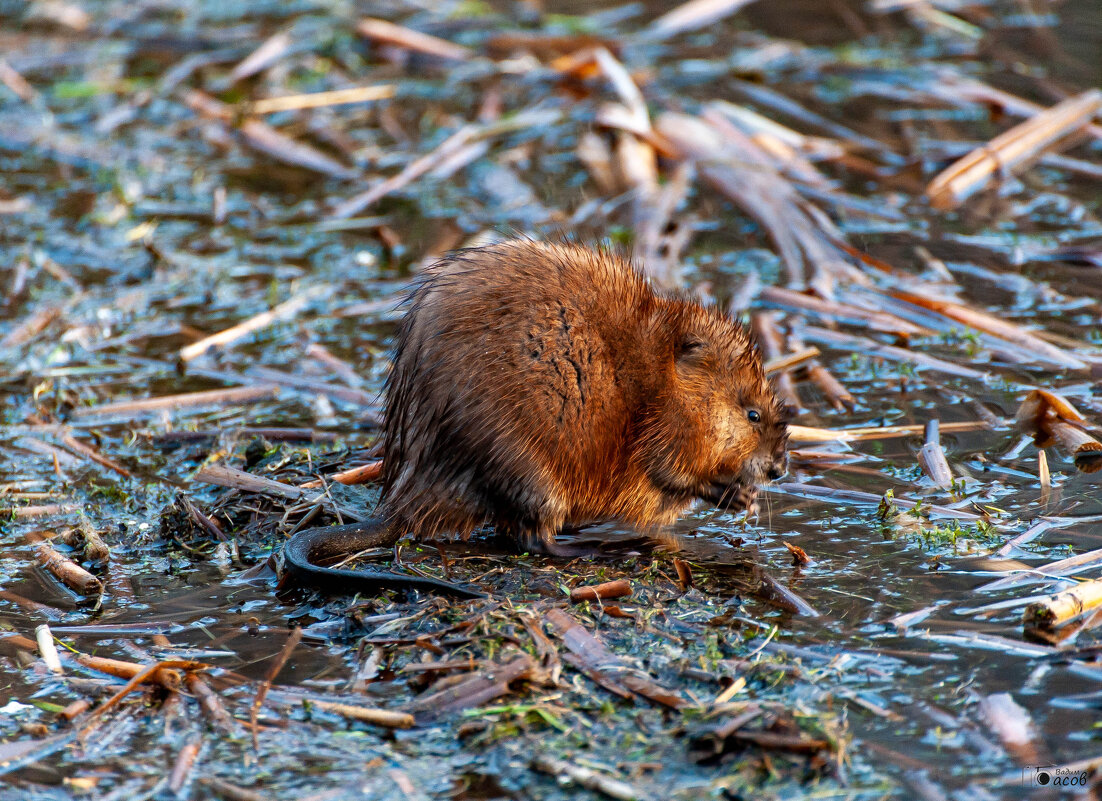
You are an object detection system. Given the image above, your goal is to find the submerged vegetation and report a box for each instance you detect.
[2,0,1102,798]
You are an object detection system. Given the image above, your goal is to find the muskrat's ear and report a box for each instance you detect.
[676,334,707,361]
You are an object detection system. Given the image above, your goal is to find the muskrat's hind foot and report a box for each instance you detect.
[510,526,604,558]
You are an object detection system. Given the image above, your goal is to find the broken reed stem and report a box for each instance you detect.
[58,433,131,478]
[168,736,203,795]
[35,625,63,674]
[569,580,632,603]
[531,755,647,801]
[917,419,953,489]
[187,673,237,732]
[193,464,312,501]
[75,653,184,689]
[1023,578,1102,629]
[762,347,820,374]
[26,531,102,596]
[80,660,203,734]
[356,17,472,61]
[300,460,383,489]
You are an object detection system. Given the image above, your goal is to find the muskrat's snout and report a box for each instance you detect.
[766,452,788,481]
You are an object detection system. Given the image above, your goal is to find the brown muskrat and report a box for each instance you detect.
[283,240,788,597]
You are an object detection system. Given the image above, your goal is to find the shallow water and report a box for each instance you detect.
[2,0,1102,799]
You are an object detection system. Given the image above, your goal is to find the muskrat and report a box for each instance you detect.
[283,240,788,597]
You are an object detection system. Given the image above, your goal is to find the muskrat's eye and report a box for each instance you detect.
[747,409,761,423]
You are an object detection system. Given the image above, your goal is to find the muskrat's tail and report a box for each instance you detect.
[281,519,486,599]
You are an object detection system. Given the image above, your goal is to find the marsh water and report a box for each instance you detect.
[2,0,1102,798]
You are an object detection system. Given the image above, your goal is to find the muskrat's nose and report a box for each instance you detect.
[766,460,787,481]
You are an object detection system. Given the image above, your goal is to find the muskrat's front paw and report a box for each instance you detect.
[734,484,759,517]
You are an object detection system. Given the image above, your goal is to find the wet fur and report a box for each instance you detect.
[380,240,788,554]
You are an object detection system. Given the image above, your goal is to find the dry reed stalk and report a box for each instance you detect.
[5,504,80,519]
[569,580,632,603]
[229,32,292,83]
[184,90,357,179]
[167,736,203,795]
[35,625,62,674]
[407,654,534,718]
[758,573,820,617]
[193,465,312,501]
[978,693,1040,766]
[645,0,759,40]
[300,460,382,489]
[800,326,989,380]
[531,755,649,801]
[356,17,472,61]
[577,131,618,193]
[545,608,686,709]
[1024,578,1102,629]
[977,546,1102,592]
[763,347,820,375]
[179,285,327,362]
[0,590,64,619]
[244,366,374,406]
[187,674,237,732]
[789,420,988,443]
[0,58,35,102]
[334,125,477,218]
[27,531,102,596]
[249,85,395,114]
[304,342,364,387]
[73,386,280,418]
[761,286,928,335]
[892,291,1088,370]
[75,653,184,689]
[927,90,1102,209]
[58,433,131,478]
[309,700,414,729]
[251,628,302,748]
[656,113,808,288]
[786,329,852,411]
[0,307,61,348]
